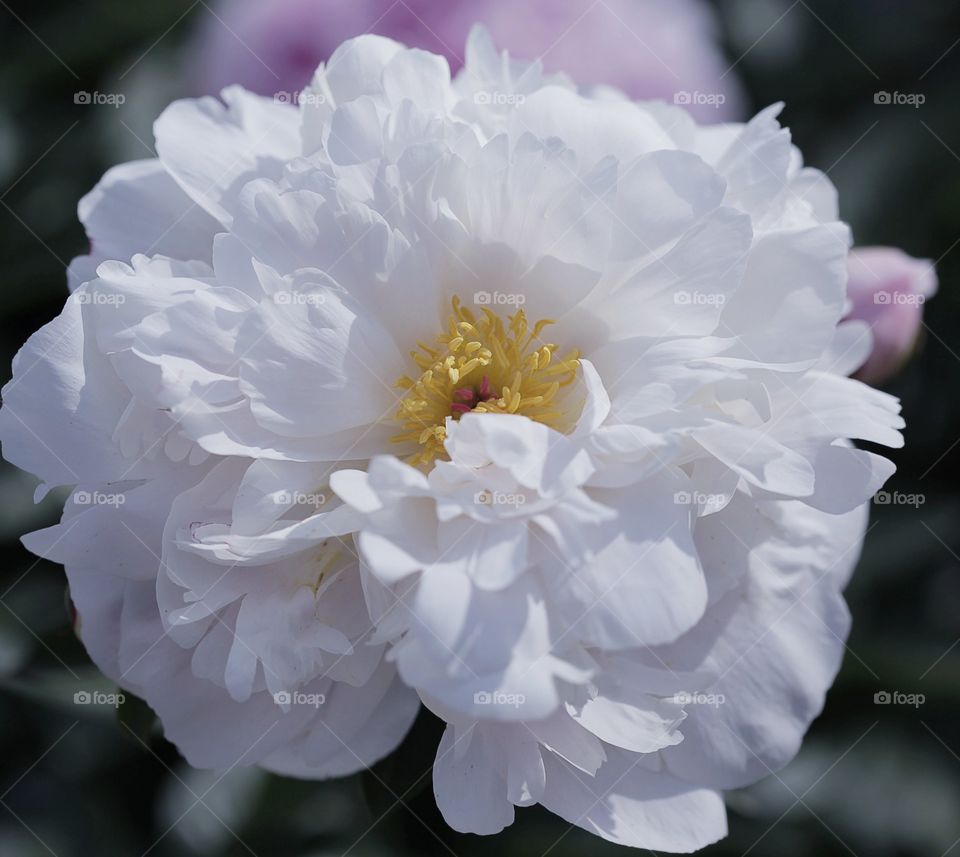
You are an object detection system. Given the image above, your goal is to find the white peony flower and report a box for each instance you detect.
[0,26,903,851]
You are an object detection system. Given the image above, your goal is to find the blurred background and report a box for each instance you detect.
[0,0,958,854]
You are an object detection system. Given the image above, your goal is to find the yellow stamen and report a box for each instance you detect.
[391,297,580,465]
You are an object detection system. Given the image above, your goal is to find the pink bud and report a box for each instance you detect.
[845,247,937,384]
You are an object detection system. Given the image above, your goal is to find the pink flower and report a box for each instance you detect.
[846,247,937,384]
[190,0,745,122]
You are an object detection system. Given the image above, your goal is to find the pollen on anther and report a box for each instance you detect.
[391,298,580,466]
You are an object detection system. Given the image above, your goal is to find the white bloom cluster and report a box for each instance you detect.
[0,28,902,850]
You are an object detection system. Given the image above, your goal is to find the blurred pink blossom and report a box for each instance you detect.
[846,247,937,384]
[191,0,746,122]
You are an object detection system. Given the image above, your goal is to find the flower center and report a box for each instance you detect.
[392,296,580,465]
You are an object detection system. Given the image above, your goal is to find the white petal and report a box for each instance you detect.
[692,422,816,498]
[155,88,300,225]
[597,206,752,340]
[395,569,580,721]
[262,666,420,778]
[718,223,849,367]
[0,293,144,491]
[547,470,707,648]
[237,277,402,438]
[572,681,685,754]
[433,724,514,835]
[540,748,727,851]
[659,500,864,788]
[511,87,675,166]
[72,159,220,286]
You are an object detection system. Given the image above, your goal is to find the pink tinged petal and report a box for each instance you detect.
[844,246,937,384]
